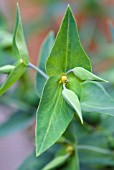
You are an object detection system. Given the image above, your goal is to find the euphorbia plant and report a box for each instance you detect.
[1,3,114,170]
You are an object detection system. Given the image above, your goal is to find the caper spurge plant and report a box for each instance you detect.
[1,3,114,170]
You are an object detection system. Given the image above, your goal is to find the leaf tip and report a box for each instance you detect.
[16,2,20,13]
[66,4,72,12]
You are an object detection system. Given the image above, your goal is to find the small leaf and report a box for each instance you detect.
[12,3,29,64]
[73,67,107,82]
[62,88,83,124]
[0,65,15,74]
[0,62,26,96]
[81,81,114,116]
[42,154,70,170]
[36,75,74,156]
[46,5,91,76]
[36,31,54,97]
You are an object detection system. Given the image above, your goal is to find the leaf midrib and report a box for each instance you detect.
[65,10,70,72]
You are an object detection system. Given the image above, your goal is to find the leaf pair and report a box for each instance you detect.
[0,4,29,96]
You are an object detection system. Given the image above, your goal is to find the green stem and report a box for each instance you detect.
[28,62,48,79]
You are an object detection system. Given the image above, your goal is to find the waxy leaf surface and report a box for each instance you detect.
[36,75,74,156]
[46,6,91,76]
[81,81,114,116]
[62,88,83,124]
[36,32,54,97]
[73,67,107,82]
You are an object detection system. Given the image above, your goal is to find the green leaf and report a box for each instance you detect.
[66,72,82,98]
[0,111,34,137]
[36,31,54,97]
[0,65,15,74]
[46,5,91,76]
[36,75,74,156]
[81,81,114,116]
[0,62,26,96]
[62,87,83,124]
[42,154,70,170]
[73,67,107,82]
[12,3,29,64]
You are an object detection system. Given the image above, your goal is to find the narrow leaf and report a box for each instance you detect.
[0,65,15,74]
[36,75,74,156]
[0,62,26,96]
[36,32,54,97]
[73,67,107,82]
[12,3,29,64]
[62,88,83,124]
[46,5,91,76]
[81,81,114,116]
[42,154,70,170]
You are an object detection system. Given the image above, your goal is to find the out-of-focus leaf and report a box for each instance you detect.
[0,111,34,137]
[73,67,107,82]
[12,4,29,64]
[18,151,54,170]
[81,81,114,116]
[18,144,60,170]
[42,154,70,170]
[78,147,114,166]
[0,31,12,49]
[36,75,74,156]
[0,15,7,30]
[36,31,54,97]
[46,5,91,76]
[62,87,83,124]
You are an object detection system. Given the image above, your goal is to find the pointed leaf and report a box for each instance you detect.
[0,65,15,74]
[12,4,29,64]
[46,5,91,76]
[36,75,74,156]
[42,154,70,170]
[62,88,83,124]
[0,62,26,96]
[81,81,114,116]
[36,32,54,97]
[73,67,107,82]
